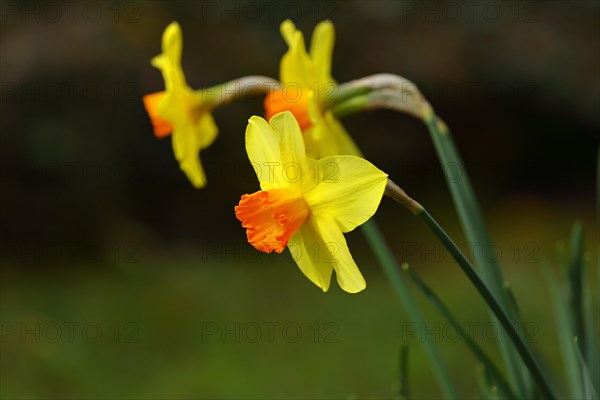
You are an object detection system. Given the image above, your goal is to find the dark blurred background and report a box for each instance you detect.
[1,1,598,398]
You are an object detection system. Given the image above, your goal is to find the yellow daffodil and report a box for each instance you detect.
[264,20,362,160]
[142,22,218,188]
[235,111,388,293]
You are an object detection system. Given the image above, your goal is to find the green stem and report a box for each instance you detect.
[415,208,556,400]
[385,179,554,398]
[423,113,510,299]
[326,86,371,106]
[361,220,459,399]
[328,95,370,119]
[195,76,280,106]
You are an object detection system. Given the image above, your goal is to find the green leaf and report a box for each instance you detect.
[575,337,599,400]
[568,221,585,352]
[583,256,600,395]
[425,113,530,397]
[542,265,584,399]
[589,146,600,392]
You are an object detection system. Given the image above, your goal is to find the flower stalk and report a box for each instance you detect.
[201,76,280,107]
[332,73,533,397]
[384,180,556,400]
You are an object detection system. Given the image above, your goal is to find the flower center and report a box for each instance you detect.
[235,188,311,253]
[264,89,312,131]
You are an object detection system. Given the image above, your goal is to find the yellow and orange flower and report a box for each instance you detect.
[264,20,362,160]
[143,22,218,188]
[235,111,387,293]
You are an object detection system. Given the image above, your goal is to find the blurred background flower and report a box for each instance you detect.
[1,1,598,398]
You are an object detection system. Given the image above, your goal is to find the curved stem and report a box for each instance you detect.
[197,76,281,107]
[384,181,556,399]
[336,73,433,120]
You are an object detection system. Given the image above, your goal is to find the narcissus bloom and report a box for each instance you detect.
[143,22,218,188]
[235,111,388,293]
[264,20,362,160]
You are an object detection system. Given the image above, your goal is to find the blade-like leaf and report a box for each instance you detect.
[425,114,530,397]
[575,337,599,400]
[542,265,584,399]
[583,257,599,395]
[568,221,585,352]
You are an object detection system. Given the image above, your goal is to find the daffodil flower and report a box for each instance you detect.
[235,111,388,293]
[264,20,362,160]
[143,22,218,188]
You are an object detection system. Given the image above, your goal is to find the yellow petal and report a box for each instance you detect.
[197,113,219,150]
[171,118,207,188]
[288,217,334,292]
[303,155,387,233]
[309,20,335,84]
[155,90,185,126]
[268,111,307,168]
[280,20,297,47]
[162,22,182,61]
[280,26,315,87]
[245,116,284,190]
[245,112,307,191]
[305,109,362,159]
[170,108,186,161]
[181,151,207,189]
[294,213,366,293]
[151,22,186,90]
[170,113,217,189]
